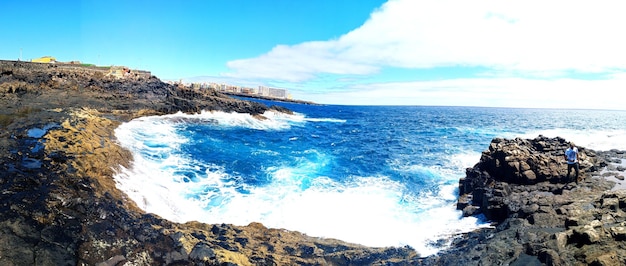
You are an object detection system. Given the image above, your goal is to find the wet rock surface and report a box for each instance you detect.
[0,61,417,265]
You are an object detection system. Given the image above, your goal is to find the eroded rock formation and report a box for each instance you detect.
[422,136,626,265]
[458,136,605,221]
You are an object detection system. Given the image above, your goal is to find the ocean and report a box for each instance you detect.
[113,100,626,256]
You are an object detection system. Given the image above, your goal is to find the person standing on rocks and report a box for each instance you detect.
[565,142,580,183]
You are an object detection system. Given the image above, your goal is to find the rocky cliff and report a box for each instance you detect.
[0,61,416,265]
[420,136,626,266]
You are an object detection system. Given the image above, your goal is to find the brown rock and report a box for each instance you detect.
[591,251,620,266]
[573,225,601,244]
[555,230,573,250]
[523,169,537,181]
[539,248,563,266]
[609,226,626,241]
[602,197,620,211]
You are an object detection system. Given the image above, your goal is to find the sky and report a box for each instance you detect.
[2,0,626,109]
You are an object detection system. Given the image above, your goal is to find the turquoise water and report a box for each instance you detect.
[114,102,626,255]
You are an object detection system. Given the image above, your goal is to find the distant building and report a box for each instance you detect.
[258,86,287,99]
[106,66,131,79]
[31,56,56,63]
[204,83,289,99]
[258,86,268,97]
[269,88,286,98]
[240,87,254,94]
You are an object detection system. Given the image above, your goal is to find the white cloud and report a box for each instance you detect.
[217,0,626,109]
[299,77,626,110]
[225,42,378,82]
[224,0,626,82]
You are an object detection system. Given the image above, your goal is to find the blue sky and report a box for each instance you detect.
[2,0,626,109]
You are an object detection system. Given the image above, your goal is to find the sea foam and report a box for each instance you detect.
[116,108,626,256]
[113,110,489,256]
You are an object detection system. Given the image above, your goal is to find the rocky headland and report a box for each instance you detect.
[421,136,626,266]
[2,60,626,265]
[0,60,415,265]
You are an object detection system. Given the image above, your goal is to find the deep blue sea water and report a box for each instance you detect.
[114,101,626,256]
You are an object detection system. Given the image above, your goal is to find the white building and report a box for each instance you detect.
[258,86,287,99]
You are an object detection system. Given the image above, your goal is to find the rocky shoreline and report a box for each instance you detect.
[0,61,415,265]
[422,137,626,266]
[2,60,626,265]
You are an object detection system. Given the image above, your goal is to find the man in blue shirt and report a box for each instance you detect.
[564,142,580,183]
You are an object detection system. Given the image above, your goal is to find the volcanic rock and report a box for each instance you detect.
[420,136,626,265]
[0,60,417,265]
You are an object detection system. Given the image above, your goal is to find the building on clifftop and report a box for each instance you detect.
[31,56,56,63]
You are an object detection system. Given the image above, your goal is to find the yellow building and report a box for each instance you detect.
[106,66,131,79]
[31,56,56,63]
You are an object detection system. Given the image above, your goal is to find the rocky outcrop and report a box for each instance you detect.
[0,61,416,265]
[478,136,599,183]
[458,136,605,222]
[420,136,626,265]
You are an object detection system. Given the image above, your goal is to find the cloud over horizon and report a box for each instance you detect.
[312,77,626,109]
[217,0,626,108]
[224,0,626,81]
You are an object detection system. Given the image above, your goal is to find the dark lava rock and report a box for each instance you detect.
[0,60,419,265]
[427,136,626,265]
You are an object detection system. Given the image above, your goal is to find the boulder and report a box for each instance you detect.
[475,136,599,185]
[458,136,604,222]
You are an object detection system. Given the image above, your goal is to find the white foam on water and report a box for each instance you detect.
[519,128,626,151]
[114,114,200,218]
[114,111,492,257]
[304,117,347,123]
[265,111,346,124]
[448,150,483,170]
[197,110,295,130]
[243,173,490,256]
